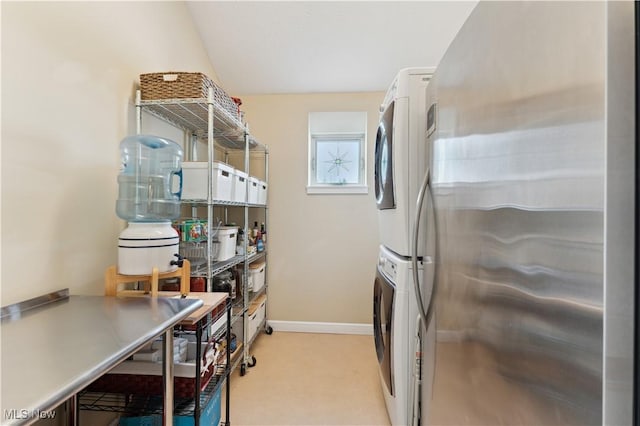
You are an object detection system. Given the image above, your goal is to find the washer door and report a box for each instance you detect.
[375,102,395,210]
[373,267,395,396]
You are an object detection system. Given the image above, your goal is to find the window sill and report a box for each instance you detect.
[306,185,369,195]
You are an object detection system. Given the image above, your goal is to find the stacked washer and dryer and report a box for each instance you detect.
[373,68,434,426]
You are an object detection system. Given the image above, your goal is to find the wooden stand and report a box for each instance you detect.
[105,260,191,297]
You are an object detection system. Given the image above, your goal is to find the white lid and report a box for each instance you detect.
[249,176,260,183]
[182,161,233,171]
[214,162,233,172]
[234,169,248,178]
[182,161,207,169]
[216,226,239,235]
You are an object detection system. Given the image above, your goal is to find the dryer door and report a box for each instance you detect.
[373,267,395,396]
[375,102,395,210]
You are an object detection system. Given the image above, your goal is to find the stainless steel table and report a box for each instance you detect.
[0,290,203,426]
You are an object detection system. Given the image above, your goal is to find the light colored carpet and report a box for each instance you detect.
[225,331,391,426]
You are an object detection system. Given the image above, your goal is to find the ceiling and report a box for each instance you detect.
[187,1,478,95]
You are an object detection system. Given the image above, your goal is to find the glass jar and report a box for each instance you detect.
[212,270,233,293]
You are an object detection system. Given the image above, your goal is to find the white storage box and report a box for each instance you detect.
[87,340,223,398]
[248,295,267,342]
[100,340,219,378]
[248,261,266,293]
[214,226,238,261]
[181,161,233,201]
[258,180,268,205]
[248,177,260,204]
[232,169,248,203]
[212,162,233,201]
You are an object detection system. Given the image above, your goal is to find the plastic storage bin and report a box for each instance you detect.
[258,181,268,205]
[117,381,221,426]
[231,169,248,203]
[248,261,266,293]
[247,295,267,342]
[214,227,238,261]
[248,177,260,204]
[181,161,233,201]
[89,340,219,399]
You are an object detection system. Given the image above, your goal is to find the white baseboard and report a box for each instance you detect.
[268,320,373,335]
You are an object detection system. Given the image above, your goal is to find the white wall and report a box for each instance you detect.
[239,93,383,324]
[1,2,219,305]
[2,2,384,326]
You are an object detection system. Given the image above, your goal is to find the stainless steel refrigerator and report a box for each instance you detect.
[413,2,637,425]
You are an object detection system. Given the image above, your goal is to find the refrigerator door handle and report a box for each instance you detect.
[412,168,434,332]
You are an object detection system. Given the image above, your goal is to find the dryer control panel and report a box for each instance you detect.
[378,254,398,282]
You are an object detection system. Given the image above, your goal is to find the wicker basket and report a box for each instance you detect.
[140,72,239,120]
[86,335,226,398]
[86,363,216,398]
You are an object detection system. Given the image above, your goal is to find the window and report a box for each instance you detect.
[308,112,367,194]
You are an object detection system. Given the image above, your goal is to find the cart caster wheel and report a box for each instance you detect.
[248,355,257,368]
[240,363,247,376]
[265,325,273,335]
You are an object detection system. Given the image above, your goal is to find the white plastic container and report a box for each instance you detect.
[232,169,248,203]
[212,162,233,201]
[214,227,238,261]
[118,222,179,275]
[258,181,268,205]
[248,261,266,292]
[181,161,233,201]
[180,162,206,200]
[248,295,267,341]
[248,177,260,204]
[105,340,217,377]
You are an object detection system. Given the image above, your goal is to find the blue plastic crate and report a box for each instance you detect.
[119,384,222,426]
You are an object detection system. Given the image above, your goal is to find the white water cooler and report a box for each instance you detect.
[115,134,183,275]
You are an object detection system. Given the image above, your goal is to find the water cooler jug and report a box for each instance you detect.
[116,135,183,275]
